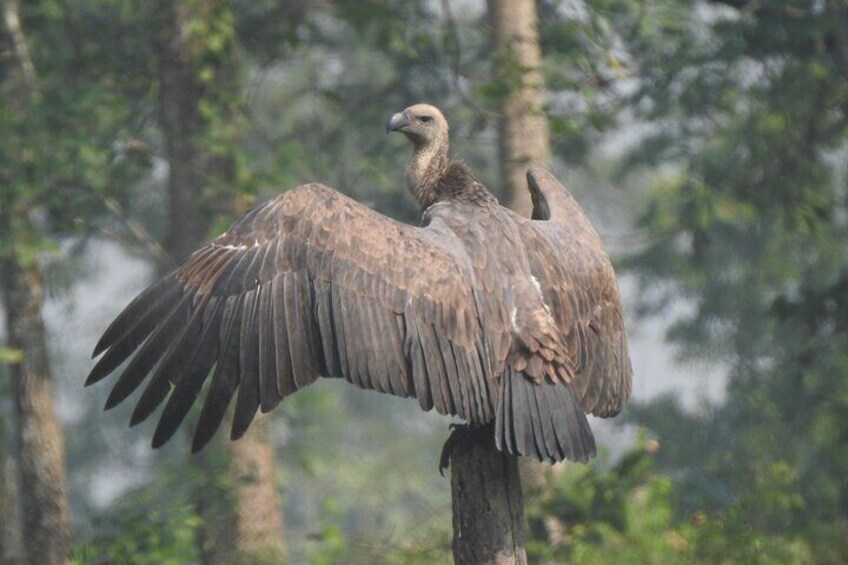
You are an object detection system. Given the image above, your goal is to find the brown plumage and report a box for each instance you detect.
[88,103,632,462]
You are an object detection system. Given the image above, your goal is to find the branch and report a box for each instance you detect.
[1,0,39,101]
[71,182,167,263]
[98,193,168,263]
[708,0,754,10]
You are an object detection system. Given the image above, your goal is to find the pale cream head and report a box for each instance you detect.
[386,103,449,149]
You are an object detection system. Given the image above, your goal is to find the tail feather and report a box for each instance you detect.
[495,368,596,463]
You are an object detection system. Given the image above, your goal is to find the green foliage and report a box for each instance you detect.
[587,0,848,558]
[526,440,825,564]
[1,0,157,260]
[526,441,686,564]
[0,347,25,364]
[72,501,200,564]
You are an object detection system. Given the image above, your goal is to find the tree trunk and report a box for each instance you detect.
[193,420,285,564]
[0,435,8,563]
[489,0,551,217]
[0,255,72,565]
[227,421,286,559]
[153,0,214,263]
[450,426,527,565]
[1,424,24,565]
[1,2,72,564]
[152,1,286,562]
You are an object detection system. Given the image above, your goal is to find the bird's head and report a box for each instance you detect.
[386,103,448,148]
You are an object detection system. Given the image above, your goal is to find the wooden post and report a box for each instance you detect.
[448,426,528,565]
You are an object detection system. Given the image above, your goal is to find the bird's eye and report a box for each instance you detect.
[419,115,434,124]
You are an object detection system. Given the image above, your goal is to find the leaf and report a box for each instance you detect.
[0,347,25,364]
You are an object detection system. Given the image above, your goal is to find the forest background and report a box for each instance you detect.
[1,0,847,563]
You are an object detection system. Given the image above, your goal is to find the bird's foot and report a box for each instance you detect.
[438,423,492,477]
[439,424,466,476]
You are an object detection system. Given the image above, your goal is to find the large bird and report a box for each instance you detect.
[87,104,631,463]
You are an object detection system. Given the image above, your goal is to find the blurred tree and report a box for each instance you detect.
[1,418,23,564]
[488,0,551,216]
[150,0,285,561]
[606,0,848,554]
[0,0,172,556]
[0,1,72,563]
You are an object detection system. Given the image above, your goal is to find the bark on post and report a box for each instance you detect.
[450,426,527,565]
[152,1,286,562]
[1,1,72,563]
[488,0,551,217]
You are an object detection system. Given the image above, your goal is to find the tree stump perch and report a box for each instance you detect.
[446,425,528,565]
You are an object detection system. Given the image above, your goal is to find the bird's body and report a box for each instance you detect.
[88,104,631,463]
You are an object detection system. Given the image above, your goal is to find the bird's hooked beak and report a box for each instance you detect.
[386,112,410,133]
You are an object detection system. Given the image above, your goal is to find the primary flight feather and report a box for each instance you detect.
[88,103,632,462]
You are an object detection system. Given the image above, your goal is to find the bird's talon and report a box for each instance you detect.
[438,423,471,476]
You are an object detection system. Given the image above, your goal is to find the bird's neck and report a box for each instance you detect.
[406,140,495,210]
[406,139,450,207]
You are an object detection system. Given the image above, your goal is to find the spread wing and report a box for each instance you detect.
[518,169,632,417]
[86,183,498,452]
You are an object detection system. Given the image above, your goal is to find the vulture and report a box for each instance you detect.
[87,103,632,464]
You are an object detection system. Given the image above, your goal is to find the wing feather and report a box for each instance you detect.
[271,275,296,397]
[232,289,261,440]
[329,282,352,380]
[258,281,281,412]
[152,298,223,448]
[437,333,465,419]
[418,320,453,416]
[92,272,179,358]
[191,296,241,452]
[359,292,390,393]
[509,369,533,456]
[312,278,340,377]
[86,279,183,386]
[376,308,410,397]
[349,292,375,390]
[405,314,434,412]
[89,183,497,450]
[520,169,633,418]
[129,293,211,427]
[282,273,308,388]
[103,291,194,411]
